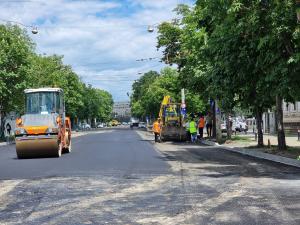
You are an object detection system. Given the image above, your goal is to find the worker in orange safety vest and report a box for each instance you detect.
[198,114,205,139]
[152,119,161,142]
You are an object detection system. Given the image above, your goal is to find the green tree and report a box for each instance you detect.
[96,89,113,122]
[27,54,85,121]
[131,67,205,120]
[0,25,34,138]
[157,1,300,148]
[131,70,159,118]
[78,84,113,126]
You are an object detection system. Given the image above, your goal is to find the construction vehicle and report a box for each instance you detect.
[15,88,71,158]
[158,96,186,141]
[111,120,119,126]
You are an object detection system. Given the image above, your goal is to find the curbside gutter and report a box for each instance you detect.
[0,142,8,147]
[201,139,300,168]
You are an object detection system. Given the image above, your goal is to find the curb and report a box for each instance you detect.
[0,142,8,147]
[201,139,221,147]
[0,142,12,148]
[201,140,300,168]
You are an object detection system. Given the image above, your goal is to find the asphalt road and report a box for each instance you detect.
[0,128,299,225]
[0,129,169,179]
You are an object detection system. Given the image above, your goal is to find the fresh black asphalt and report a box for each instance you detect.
[0,129,300,224]
[0,129,169,180]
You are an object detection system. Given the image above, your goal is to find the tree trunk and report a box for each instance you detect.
[0,112,5,141]
[226,112,232,140]
[256,110,264,147]
[276,96,287,150]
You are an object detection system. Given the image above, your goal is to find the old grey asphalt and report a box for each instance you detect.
[0,128,299,225]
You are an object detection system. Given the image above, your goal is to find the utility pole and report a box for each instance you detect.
[297,0,300,22]
[181,89,186,120]
[215,100,222,143]
[212,99,222,143]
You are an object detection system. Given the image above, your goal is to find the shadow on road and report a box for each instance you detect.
[157,144,300,180]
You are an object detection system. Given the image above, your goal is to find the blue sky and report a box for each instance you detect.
[0,0,194,101]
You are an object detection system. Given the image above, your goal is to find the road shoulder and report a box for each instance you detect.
[201,139,300,168]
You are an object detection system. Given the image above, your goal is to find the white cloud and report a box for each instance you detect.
[0,0,193,101]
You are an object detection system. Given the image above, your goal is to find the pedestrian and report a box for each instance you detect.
[189,117,197,143]
[206,112,213,138]
[152,119,161,142]
[198,114,205,139]
[5,123,12,144]
[6,123,11,136]
[184,119,190,142]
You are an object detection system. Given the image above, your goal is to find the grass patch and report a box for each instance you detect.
[219,135,253,145]
[246,145,300,159]
[287,146,300,155]
[230,136,252,142]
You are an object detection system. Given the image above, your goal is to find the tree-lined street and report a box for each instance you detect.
[1,1,300,224]
[0,129,299,224]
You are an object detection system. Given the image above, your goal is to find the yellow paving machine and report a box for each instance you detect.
[159,96,186,141]
[15,88,71,158]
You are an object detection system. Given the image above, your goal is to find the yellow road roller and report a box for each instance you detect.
[15,88,71,158]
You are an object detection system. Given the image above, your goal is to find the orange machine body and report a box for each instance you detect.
[15,88,72,158]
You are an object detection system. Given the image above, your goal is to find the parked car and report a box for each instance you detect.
[130,117,139,128]
[138,122,147,129]
[234,119,248,132]
[111,120,119,126]
[79,123,91,130]
[97,123,104,128]
[221,122,235,133]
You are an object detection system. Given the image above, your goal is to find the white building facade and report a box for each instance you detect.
[112,102,131,121]
[263,101,300,134]
[283,101,300,133]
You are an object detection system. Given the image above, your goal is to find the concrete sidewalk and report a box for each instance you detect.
[223,133,300,147]
[262,134,300,147]
[201,139,300,168]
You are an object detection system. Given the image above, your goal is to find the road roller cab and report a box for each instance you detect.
[15,88,71,158]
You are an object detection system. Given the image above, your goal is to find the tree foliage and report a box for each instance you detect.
[131,67,206,119]
[156,0,300,148]
[0,25,34,113]
[0,24,113,133]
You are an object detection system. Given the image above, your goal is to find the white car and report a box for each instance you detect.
[138,122,146,129]
[235,121,248,132]
[221,123,235,133]
[81,123,91,129]
[97,123,104,128]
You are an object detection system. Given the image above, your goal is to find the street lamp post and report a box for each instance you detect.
[0,19,38,34]
[147,19,179,33]
[297,0,300,22]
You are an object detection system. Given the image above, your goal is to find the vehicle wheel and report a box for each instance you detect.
[65,140,72,153]
[57,142,62,157]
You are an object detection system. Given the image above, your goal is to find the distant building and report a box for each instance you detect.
[112,102,131,121]
[262,110,276,134]
[283,101,300,133]
[263,101,300,134]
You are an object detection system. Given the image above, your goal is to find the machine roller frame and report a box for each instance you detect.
[15,88,72,159]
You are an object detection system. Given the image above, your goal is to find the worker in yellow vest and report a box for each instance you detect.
[189,117,197,143]
[152,119,161,142]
